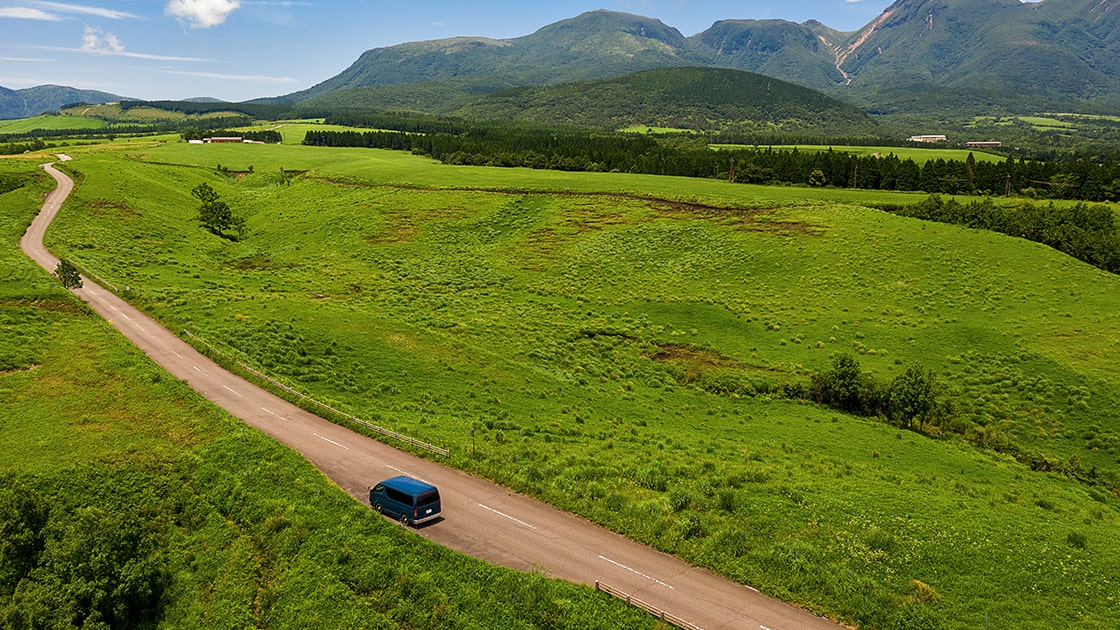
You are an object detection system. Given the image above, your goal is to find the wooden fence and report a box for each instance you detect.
[594,581,702,630]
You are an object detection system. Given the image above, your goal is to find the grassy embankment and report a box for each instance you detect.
[36,138,1120,629]
[0,156,656,628]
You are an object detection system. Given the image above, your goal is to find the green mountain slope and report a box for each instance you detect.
[279,10,706,104]
[688,19,844,91]
[832,0,1120,110]
[278,2,1120,114]
[454,67,875,134]
[0,85,123,120]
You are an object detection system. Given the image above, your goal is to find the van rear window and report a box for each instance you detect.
[417,490,440,505]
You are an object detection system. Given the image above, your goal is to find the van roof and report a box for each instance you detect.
[379,475,438,494]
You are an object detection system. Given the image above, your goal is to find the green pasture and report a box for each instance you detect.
[618,125,697,135]
[0,157,655,628]
[33,142,1120,629]
[0,114,105,134]
[714,143,1006,165]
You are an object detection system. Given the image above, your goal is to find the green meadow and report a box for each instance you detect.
[714,143,1006,165]
[0,156,655,628]
[0,114,105,134]
[15,139,1120,628]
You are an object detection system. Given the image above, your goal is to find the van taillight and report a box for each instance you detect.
[414,508,418,518]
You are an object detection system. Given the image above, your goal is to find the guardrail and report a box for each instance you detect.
[594,581,702,630]
[183,330,450,458]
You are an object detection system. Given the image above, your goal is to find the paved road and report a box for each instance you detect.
[22,160,844,630]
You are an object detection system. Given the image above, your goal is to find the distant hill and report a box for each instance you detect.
[273,3,1120,115]
[454,67,876,134]
[268,11,708,105]
[0,85,124,120]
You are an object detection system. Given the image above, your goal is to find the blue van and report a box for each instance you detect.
[369,475,442,526]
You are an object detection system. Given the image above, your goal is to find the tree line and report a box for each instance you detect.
[303,123,1120,202]
[0,116,254,144]
[179,128,282,144]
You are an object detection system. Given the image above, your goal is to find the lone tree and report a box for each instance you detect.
[54,259,82,289]
[888,364,937,430]
[191,182,245,239]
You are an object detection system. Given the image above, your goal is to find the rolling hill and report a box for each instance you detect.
[451,67,877,134]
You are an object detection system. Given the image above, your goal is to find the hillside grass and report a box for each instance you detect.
[36,142,1120,629]
[714,144,1006,165]
[0,115,106,134]
[0,156,657,629]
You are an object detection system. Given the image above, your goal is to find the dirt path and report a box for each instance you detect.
[22,159,844,630]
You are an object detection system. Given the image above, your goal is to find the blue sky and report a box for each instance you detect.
[0,1,894,102]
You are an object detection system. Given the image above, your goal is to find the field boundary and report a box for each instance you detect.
[182,330,451,458]
[594,581,702,630]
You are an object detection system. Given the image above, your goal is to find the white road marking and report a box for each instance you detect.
[478,503,538,530]
[261,407,285,421]
[172,351,184,359]
[192,365,204,373]
[384,464,433,485]
[222,385,242,397]
[598,555,675,590]
[747,586,760,593]
[761,626,772,630]
[314,433,349,449]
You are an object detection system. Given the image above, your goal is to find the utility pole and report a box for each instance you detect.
[1005,174,1012,197]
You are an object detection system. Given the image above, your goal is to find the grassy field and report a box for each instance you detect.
[0,114,106,134]
[0,156,657,628]
[31,141,1120,629]
[714,144,1006,165]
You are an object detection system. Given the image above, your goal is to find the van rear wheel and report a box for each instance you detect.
[399,513,410,526]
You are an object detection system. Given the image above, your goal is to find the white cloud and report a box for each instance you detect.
[0,7,60,20]
[81,25,125,54]
[34,2,140,19]
[165,0,241,28]
[61,28,208,61]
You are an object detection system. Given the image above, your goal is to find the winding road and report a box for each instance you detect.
[21,158,843,630]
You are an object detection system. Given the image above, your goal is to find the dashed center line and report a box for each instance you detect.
[172,351,184,359]
[385,464,431,485]
[598,555,675,590]
[261,407,285,421]
[222,385,242,397]
[478,504,537,530]
[314,433,349,449]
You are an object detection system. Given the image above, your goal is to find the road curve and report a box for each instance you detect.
[22,159,844,630]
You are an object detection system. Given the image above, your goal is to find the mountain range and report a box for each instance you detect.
[0,85,125,120]
[279,0,1120,114]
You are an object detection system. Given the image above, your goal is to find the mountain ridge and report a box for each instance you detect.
[0,85,124,120]
[270,4,1120,113]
